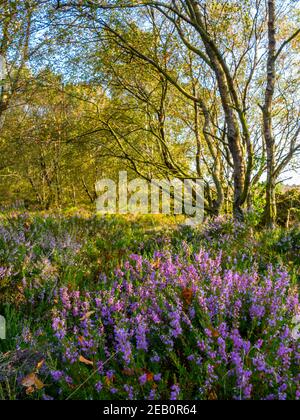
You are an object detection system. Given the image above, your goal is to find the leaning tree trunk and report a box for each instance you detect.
[196,40,245,219]
[263,0,277,228]
[188,0,247,220]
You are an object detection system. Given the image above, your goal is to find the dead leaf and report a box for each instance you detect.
[36,360,45,371]
[26,386,35,395]
[122,368,135,376]
[78,336,85,345]
[209,327,220,338]
[22,373,45,391]
[208,389,218,400]
[105,374,115,386]
[146,372,154,382]
[33,376,45,390]
[182,288,193,305]
[79,355,94,366]
[153,259,161,269]
[21,373,37,387]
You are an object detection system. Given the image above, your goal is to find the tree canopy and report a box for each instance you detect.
[0,0,300,225]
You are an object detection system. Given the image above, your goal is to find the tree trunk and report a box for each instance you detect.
[187,0,246,220]
[199,98,224,216]
[263,0,277,228]
[265,146,277,228]
[209,55,245,220]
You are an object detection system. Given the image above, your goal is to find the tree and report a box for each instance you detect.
[60,0,298,223]
[1,1,35,128]
[0,70,110,208]
[55,0,264,218]
[262,0,300,228]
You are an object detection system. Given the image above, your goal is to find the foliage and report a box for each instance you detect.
[277,187,300,227]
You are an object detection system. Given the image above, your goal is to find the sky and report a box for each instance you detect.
[284,171,300,185]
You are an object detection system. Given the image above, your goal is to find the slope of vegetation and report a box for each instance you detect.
[0,212,299,400]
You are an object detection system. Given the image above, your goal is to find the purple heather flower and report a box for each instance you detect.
[51,370,63,382]
[136,320,148,351]
[169,310,182,338]
[42,395,54,401]
[250,304,266,319]
[95,298,101,308]
[52,317,66,340]
[139,374,148,386]
[44,240,300,400]
[148,389,156,400]
[170,384,180,400]
[106,370,115,380]
[65,376,73,385]
[95,381,103,393]
[114,327,132,365]
[124,385,134,399]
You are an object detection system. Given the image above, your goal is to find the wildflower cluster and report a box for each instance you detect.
[50,250,300,400]
[0,212,299,400]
